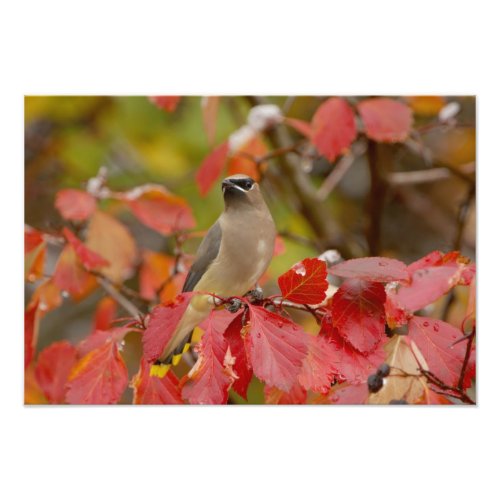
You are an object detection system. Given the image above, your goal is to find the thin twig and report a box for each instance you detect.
[317,140,367,200]
[96,276,143,320]
[458,327,476,391]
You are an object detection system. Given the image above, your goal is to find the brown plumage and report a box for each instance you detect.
[155,174,276,367]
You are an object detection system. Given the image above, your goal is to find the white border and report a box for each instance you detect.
[3,1,499,499]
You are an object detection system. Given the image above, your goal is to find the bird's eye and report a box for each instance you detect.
[243,180,253,190]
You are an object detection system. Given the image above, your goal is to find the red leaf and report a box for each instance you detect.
[330,257,409,283]
[93,297,118,331]
[387,251,471,314]
[25,226,45,253]
[320,314,387,384]
[224,313,253,399]
[277,257,328,305]
[201,96,220,146]
[330,279,386,353]
[329,383,369,404]
[25,302,40,369]
[52,244,91,295]
[182,310,234,404]
[65,341,128,404]
[358,98,413,143]
[142,293,194,363]
[78,326,131,356]
[35,341,78,403]
[148,96,181,112]
[298,334,337,393]
[131,357,183,404]
[244,305,308,391]
[284,117,313,138]
[264,383,307,404]
[311,97,357,162]
[55,189,96,221]
[125,185,195,234]
[63,227,109,270]
[196,142,229,196]
[407,316,475,389]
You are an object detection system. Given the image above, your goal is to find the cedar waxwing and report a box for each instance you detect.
[151,174,276,376]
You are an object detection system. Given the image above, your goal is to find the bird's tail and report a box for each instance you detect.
[149,331,193,378]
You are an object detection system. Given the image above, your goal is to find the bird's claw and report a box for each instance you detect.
[246,286,264,302]
[225,298,243,313]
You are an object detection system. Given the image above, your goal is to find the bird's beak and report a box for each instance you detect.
[222,179,246,193]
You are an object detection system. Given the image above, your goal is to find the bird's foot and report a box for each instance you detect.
[225,298,243,313]
[246,286,264,303]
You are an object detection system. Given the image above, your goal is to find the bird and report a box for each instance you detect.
[150,173,276,377]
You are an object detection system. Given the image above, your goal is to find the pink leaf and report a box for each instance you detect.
[311,97,357,162]
[330,257,409,283]
[358,98,413,143]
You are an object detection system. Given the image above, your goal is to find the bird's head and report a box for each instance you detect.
[221,174,263,208]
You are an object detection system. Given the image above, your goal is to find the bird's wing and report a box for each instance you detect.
[182,220,222,292]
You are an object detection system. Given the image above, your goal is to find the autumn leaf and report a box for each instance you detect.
[196,141,229,196]
[131,357,183,404]
[330,257,409,283]
[320,313,387,384]
[148,96,181,112]
[407,316,475,389]
[25,302,40,369]
[63,227,109,271]
[277,257,328,305]
[298,334,338,393]
[29,278,62,313]
[244,305,308,391]
[86,210,138,282]
[124,185,195,234]
[182,310,235,404]
[65,341,128,404]
[386,251,472,316]
[311,97,357,162]
[25,364,48,404]
[78,326,131,356]
[368,336,427,405]
[264,383,307,404]
[93,297,118,331]
[139,250,174,301]
[201,96,220,146]
[328,382,369,404]
[52,244,91,295]
[227,135,267,180]
[25,226,46,282]
[358,97,413,143]
[142,293,194,363]
[330,279,386,353]
[406,96,446,116]
[35,341,78,403]
[224,313,253,400]
[55,188,96,221]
